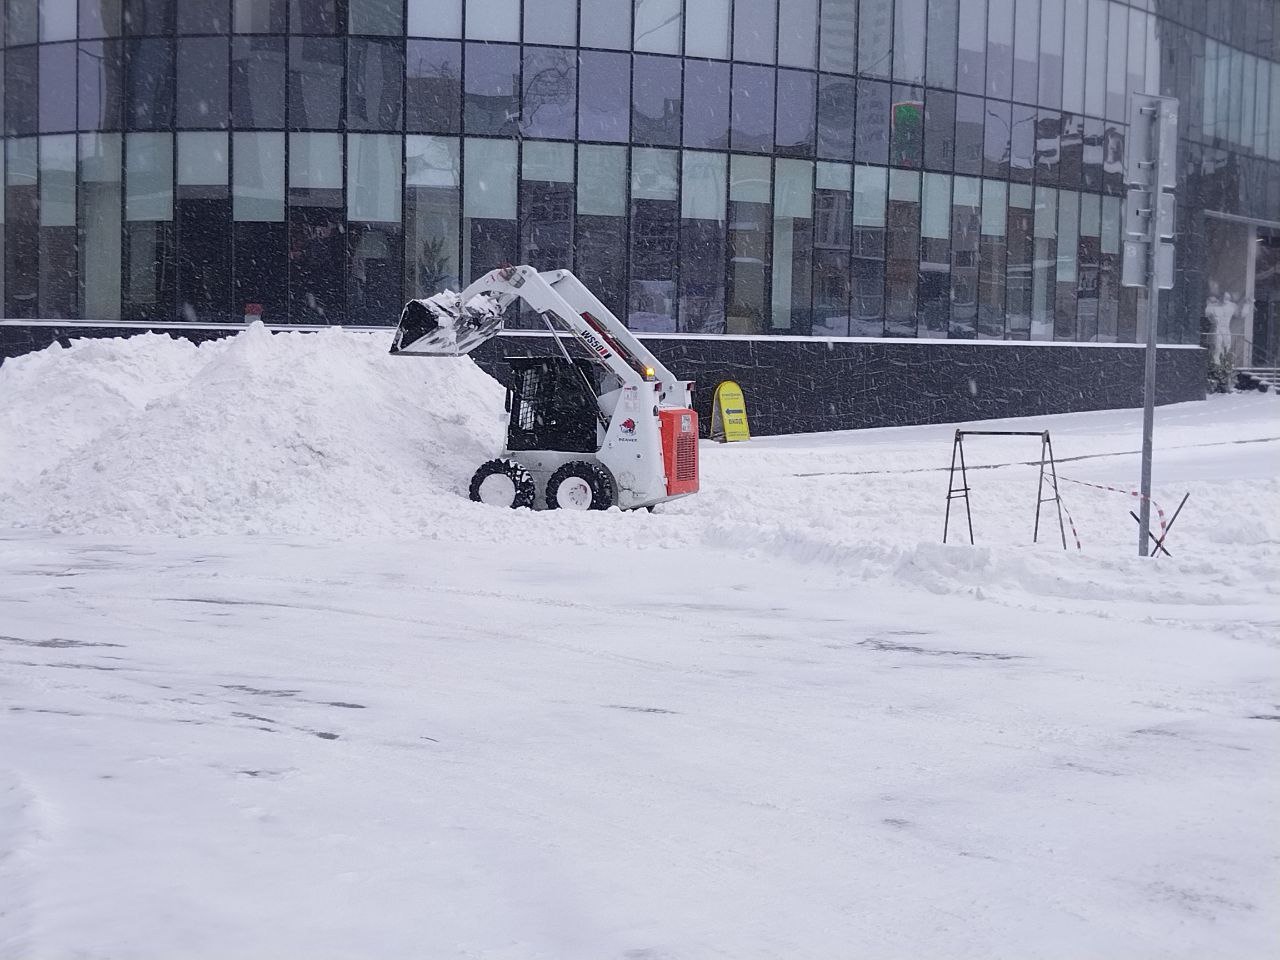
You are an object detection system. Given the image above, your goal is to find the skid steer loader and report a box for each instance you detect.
[391,265,699,511]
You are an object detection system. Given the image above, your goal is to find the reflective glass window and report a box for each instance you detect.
[177,130,228,186]
[731,63,774,153]
[924,89,955,171]
[463,137,517,280]
[771,158,813,331]
[927,0,958,90]
[851,164,887,335]
[727,153,771,334]
[919,171,951,334]
[984,99,1011,178]
[79,41,125,132]
[524,0,576,46]
[685,0,730,59]
[348,37,404,132]
[1061,0,1084,114]
[405,134,461,298]
[1097,193,1120,342]
[734,0,777,65]
[683,60,730,149]
[1080,116,1102,191]
[812,160,851,335]
[467,0,518,41]
[406,40,461,134]
[1036,109,1060,184]
[893,0,926,84]
[1054,189,1078,339]
[1058,112,1082,188]
[890,89,923,169]
[885,168,920,335]
[126,38,174,130]
[40,133,76,226]
[1030,185,1056,339]
[954,94,984,175]
[1105,2,1127,121]
[819,0,856,74]
[40,0,76,40]
[39,43,77,134]
[817,75,855,161]
[633,0,680,54]
[978,179,1007,337]
[520,141,574,281]
[407,0,461,38]
[1084,0,1106,117]
[232,131,284,221]
[576,143,627,313]
[79,132,123,320]
[289,132,342,189]
[348,134,400,220]
[124,0,173,33]
[678,150,727,333]
[522,46,576,140]
[950,175,981,337]
[778,0,818,69]
[1006,182,1033,337]
[854,79,890,165]
[349,0,400,35]
[125,131,172,220]
[233,0,284,32]
[231,37,285,129]
[1012,0,1039,104]
[177,0,228,33]
[579,0,629,50]
[289,37,343,129]
[1038,0,1063,108]
[176,37,229,130]
[7,0,37,43]
[5,137,39,319]
[986,0,1013,100]
[80,0,122,37]
[859,0,893,79]
[1009,102,1035,181]
[776,70,816,158]
[957,0,986,95]
[632,54,681,147]
[39,133,78,317]
[463,42,519,136]
[1076,191,1100,341]
[291,0,338,33]
[578,50,629,142]
[628,146,679,331]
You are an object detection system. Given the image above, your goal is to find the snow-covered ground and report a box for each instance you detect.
[1,330,1277,959]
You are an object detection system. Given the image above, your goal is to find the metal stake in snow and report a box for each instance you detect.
[1122,93,1179,557]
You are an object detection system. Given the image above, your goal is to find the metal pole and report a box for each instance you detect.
[1137,104,1162,558]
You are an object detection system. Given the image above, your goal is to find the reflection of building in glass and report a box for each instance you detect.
[0,0,1276,360]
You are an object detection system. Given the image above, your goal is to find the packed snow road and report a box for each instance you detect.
[0,330,1277,958]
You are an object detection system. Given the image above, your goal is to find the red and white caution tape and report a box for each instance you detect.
[1057,475,1168,547]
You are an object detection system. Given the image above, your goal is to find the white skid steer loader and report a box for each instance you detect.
[391,265,699,511]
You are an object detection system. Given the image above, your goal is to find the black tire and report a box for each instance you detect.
[469,458,536,509]
[546,461,615,511]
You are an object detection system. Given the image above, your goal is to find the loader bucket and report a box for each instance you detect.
[390,292,505,357]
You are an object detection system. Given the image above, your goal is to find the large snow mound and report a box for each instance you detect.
[0,326,507,536]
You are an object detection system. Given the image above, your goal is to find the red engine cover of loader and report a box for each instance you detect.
[658,408,699,496]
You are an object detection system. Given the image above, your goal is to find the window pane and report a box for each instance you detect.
[1031,185,1056,339]
[924,89,955,170]
[177,130,228,185]
[726,153,770,334]
[291,0,338,33]
[1036,109,1060,185]
[890,90,923,169]
[957,0,986,95]
[580,0,629,49]
[633,0,680,54]
[1010,102,1035,180]
[778,0,818,69]
[576,143,627,314]
[731,63,774,153]
[464,42,519,136]
[1058,112,1082,188]
[40,133,76,226]
[520,141,574,276]
[577,144,625,216]
[859,0,892,79]
[176,37,229,130]
[919,171,951,334]
[954,94,984,175]
[978,178,1007,337]
[233,130,284,221]
[407,40,461,134]
[855,79,890,164]
[986,0,1013,99]
[851,164,886,335]
[685,0,730,59]
[1038,0,1063,108]
[522,46,576,140]
[1077,191,1100,341]
[632,53,681,147]
[985,99,1011,178]
[40,0,76,40]
[679,150,727,333]
[1105,1,1126,121]
[820,0,857,74]
[349,0,400,35]
[79,132,123,320]
[348,37,404,132]
[231,38,285,128]
[1061,0,1084,114]
[79,41,125,131]
[464,136,517,219]
[125,131,172,220]
[578,50,629,142]
[813,160,851,335]
[893,0,926,84]
[629,146,678,331]
[927,0,958,89]
[885,168,920,335]
[734,0,777,64]
[289,131,342,188]
[684,59,730,149]
[127,38,174,129]
[817,75,855,160]
[524,0,576,45]
[776,70,816,157]
[950,175,981,337]
[234,0,284,32]
[177,0,228,33]
[1084,0,1106,117]
[348,133,401,221]
[1013,0,1039,104]
[39,43,77,133]
[80,0,122,38]
[1006,182,1033,337]
[405,134,461,298]
[771,157,813,330]
[1054,189,1078,339]
[407,0,460,38]
[289,37,343,129]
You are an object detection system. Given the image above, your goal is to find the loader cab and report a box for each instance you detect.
[504,357,601,454]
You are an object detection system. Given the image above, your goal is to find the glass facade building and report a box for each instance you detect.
[1,0,1277,349]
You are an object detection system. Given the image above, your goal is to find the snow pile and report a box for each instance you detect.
[0,326,507,536]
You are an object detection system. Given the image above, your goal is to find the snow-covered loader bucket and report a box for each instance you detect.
[390,291,505,357]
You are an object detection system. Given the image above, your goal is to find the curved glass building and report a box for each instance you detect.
[2,1,1277,430]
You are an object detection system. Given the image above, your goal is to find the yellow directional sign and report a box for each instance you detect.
[711,381,750,443]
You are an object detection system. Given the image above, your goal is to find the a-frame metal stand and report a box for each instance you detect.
[943,430,1068,549]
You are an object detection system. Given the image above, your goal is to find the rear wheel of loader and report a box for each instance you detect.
[546,461,614,511]
[469,458,536,509]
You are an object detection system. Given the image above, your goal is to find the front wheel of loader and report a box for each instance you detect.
[546,461,615,511]
[469,458,536,509]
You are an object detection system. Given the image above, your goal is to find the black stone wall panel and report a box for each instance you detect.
[0,323,1206,436]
